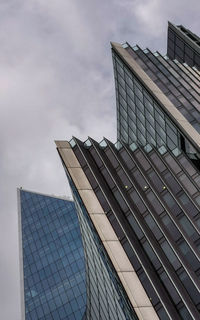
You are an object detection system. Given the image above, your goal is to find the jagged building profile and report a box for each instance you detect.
[19,22,200,320]
[56,22,200,320]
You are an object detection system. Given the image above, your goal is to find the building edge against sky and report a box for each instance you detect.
[18,187,142,319]
[56,135,200,319]
[56,140,158,320]
[18,21,200,320]
[17,189,87,319]
[55,22,200,320]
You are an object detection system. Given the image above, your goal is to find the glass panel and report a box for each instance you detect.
[179,194,199,217]
[129,142,137,151]
[179,174,197,195]
[144,214,163,240]
[161,241,181,270]
[119,149,135,170]
[129,190,146,214]
[150,152,166,172]
[84,139,92,147]
[117,168,132,189]
[127,214,144,239]
[161,214,181,242]
[132,170,147,190]
[148,171,164,193]
[101,168,115,190]
[146,191,164,215]
[113,189,128,212]
[179,241,200,272]
[160,271,181,305]
[164,154,181,174]
[163,172,182,194]
[105,149,119,169]
[143,241,161,269]
[163,192,182,215]
[69,138,77,148]
[99,139,108,148]
[179,216,197,238]
[179,271,200,305]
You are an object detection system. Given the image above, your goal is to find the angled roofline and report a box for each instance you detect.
[17,187,73,319]
[111,41,200,153]
[55,140,160,320]
[17,187,73,202]
[168,21,200,55]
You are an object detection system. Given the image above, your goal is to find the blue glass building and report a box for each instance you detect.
[18,189,139,320]
[18,189,86,320]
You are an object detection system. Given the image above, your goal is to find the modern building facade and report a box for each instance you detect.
[18,189,140,320]
[18,189,86,319]
[167,22,200,70]
[56,23,200,320]
[19,22,200,320]
[112,40,200,166]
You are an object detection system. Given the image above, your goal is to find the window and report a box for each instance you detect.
[179,241,200,272]
[164,154,181,174]
[150,153,166,172]
[179,216,197,238]
[127,214,144,239]
[179,194,199,217]
[132,169,147,189]
[164,172,182,194]
[117,168,132,189]
[129,190,146,214]
[135,151,151,171]
[161,215,181,242]
[143,241,161,270]
[148,171,164,193]
[105,149,119,169]
[144,214,163,240]
[147,191,164,215]
[113,189,128,212]
[120,149,135,170]
[161,240,181,270]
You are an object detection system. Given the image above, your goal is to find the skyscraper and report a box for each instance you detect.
[18,189,86,319]
[18,188,140,319]
[56,23,200,320]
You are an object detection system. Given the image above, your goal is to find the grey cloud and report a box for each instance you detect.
[1,1,200,319]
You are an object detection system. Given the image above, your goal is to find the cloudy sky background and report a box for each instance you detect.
[1,0,200,318]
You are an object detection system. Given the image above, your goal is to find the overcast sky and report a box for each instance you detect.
[1,1,200,319]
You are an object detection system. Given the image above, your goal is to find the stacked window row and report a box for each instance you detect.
[73,139,184,318]
[68,179,138,320]
[167,27,200,70]
[71,137,200,319]
[113,51,180,153]
[125,44,200,135]
[21,191,87,320]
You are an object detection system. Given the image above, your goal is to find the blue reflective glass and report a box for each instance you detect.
[20,190,86,319]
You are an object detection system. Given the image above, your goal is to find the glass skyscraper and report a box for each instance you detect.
[18,189,86,319]
[19,22,200,320]
[56,22,200,320]
[18,188,139,319]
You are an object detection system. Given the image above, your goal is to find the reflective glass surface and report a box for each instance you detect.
[20,190,86,320]
[71,138,200,319]
[112,43,200,169]
[68,180,138,320]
